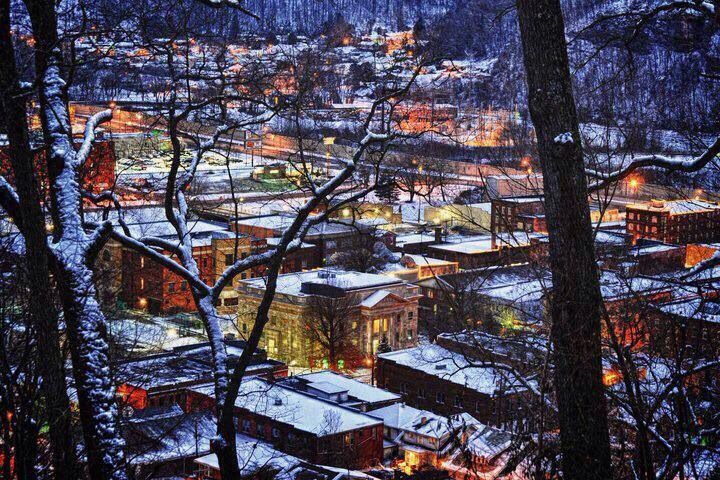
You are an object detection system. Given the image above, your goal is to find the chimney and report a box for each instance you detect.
[434,226,442,244]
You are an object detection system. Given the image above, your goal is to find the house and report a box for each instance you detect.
[418,264,675,346]
[237,269,420,367]
[186,377,384,469]
[367,402,519,477]
[626,199,720,245]
[367,403,459,471]
[442,421,521,479]
[279,370,401,412]
[376,344,534,428]
[115,340,287,410]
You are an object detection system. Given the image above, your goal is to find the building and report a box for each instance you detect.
[232,214,395,264]
[115,340,287,410]
[626,199,720,245]
[122,406,216,480]
[426,232,544,269]
[0,138,116,196]
[490,196,545,235]
[423,203,492,232]
[237,269,420,367]
[376,344,533,428]
[279,370,401,412]
[485,174,544,199]
[651,297,720,358]
[194,434,378,480]
[379,254,459,283]
[367,403,465,471]
[186,377,384,469]
[93,206,319,314]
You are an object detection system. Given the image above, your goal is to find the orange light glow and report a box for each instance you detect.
[602,369,621,386]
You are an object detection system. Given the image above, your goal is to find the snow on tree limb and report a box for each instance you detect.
[587,135,720,192]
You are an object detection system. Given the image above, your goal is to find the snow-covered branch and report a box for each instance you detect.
[0,175,21,226]
[587,135,720,191]
[76,109,112,166]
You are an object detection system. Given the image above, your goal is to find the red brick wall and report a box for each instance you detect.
[0,139,116,197]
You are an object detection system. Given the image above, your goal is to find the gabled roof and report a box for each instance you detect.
[359,289,411,308]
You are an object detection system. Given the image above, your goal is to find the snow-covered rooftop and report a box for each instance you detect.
[240,268,403,297]
[190,377,382,434]
[293,370,400,404]
[368,403,453,440]
[378,344,532,395]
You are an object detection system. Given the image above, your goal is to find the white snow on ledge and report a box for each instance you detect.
[554,132,574,145]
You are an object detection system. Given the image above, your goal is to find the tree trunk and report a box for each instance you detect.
[0,2,79,478]
[22,0,128,478]
[515,2,612,479]
[55,264,127,480]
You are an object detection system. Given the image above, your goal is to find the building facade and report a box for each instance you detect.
[237,269,420,367]
[626,199,720,245]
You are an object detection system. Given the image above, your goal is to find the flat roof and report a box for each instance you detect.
[240,268,404,297]
[295,370,400,404]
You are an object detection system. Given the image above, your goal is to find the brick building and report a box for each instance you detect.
[115,340,287,411]
[0,138,116,196]
[237,269,420,367]
[376,344,533,428]
[490,196,546,235]
[186,377,384,469]
[94,206,319,314]
[626,199,720,245]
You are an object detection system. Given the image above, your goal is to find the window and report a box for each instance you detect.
[140,278,145,290]
[408,311,414,319]
[102,250,111,261]
[418,387,426,399]
[168,283,175,293]
[224,297,239,306]
[454,395,463,408]
[181,281,187,291]
[225,253,235,266]
[401,382,408,394]
[140,257,145,268]
[256,424,264,437]
[272,427,280,439]
[436,392,445,404]
[241,419,251,433]
[373,319,381,334]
